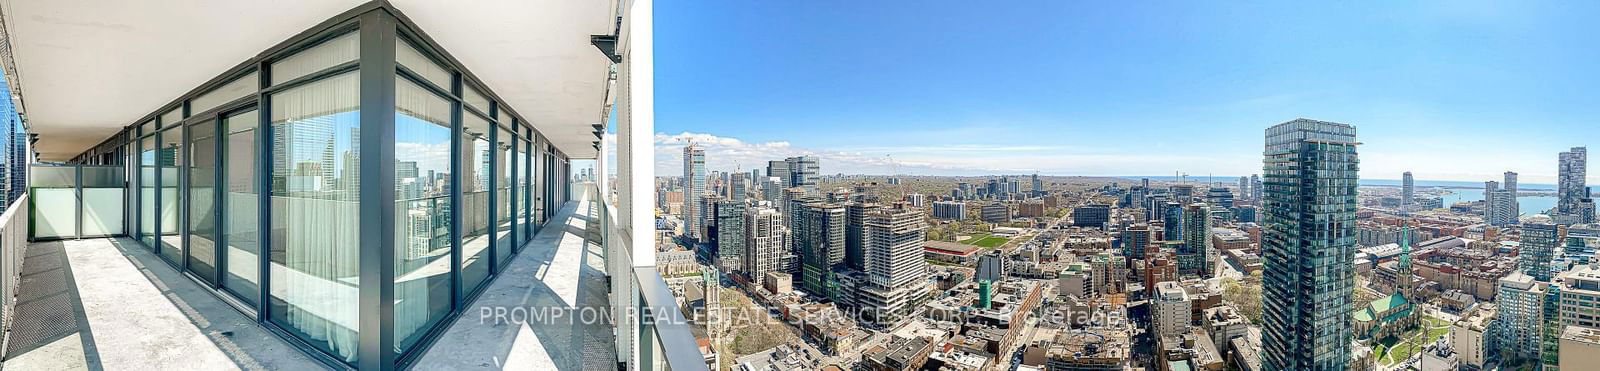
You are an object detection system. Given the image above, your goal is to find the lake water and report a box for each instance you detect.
[1362,179,1559,215]
[1124,176,1562,215]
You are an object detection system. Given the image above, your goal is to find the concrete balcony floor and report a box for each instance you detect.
[1,189,614,370]
[1,237,324,370]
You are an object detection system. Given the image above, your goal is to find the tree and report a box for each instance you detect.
[1223,271,1264,325]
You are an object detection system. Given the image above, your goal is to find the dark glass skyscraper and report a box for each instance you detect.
[1260,119,1359,370]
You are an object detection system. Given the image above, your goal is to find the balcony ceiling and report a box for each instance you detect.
[3,0,612,161]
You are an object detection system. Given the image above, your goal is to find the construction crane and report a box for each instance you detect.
[886,154,906,201]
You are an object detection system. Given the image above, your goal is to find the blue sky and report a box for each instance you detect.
[653,1,1598,183]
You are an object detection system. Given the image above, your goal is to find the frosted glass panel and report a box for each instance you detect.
[29,166,75,187]
[271,32,359,86]
[396,40,450,89]
[463,85,489,115]
[161,107,182,127]
[191,72,259,115]
[82,188,124,236]
[32,189,77,239]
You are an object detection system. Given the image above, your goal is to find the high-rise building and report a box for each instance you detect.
[729,172,748,201]
[932,201,966,220]
[761,176,784,205]
[1485,181,1518,226]
[1560,147,1588,217]
[1506,171,1521,218]
[1496,271,1545,363]
[1153,281,1191,339]
[1402,171,1414,209]
[1204,187,1234,208]
[714,199,747,273]
[845,202,883,271]
[1521,217,1559,282]
[683,144,706,241]
[1260,119,1359,370]
[766,160,790,187]
[1181,203,1214,278]
[796,202,846,297]
[1073,204,1111,227]
[1031,173,1044,195]
[980,203,1010,223]
[857,204,929,328]
[744,204,786,284]
[785,155,819,190]
[1250,174,1263,203]
[1123,223,1151,261]
[1237,176,1250,202]
[1162,202,1184,241]
[903,193,926,207]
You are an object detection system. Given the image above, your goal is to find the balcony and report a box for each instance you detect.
[3,180,708,370]
[0,0,690,369]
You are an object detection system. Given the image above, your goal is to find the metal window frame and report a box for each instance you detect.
[50,2,582,370]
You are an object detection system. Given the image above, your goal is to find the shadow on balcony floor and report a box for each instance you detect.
[1,238,327,370]
[412,188,617,370]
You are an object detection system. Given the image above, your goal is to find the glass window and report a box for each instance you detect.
[223,109,261,306]
[393,76,453,355]
[396,40,450,89]
[268,71,361,363]
[189,120,219,283]
[533,138,546,226]
[191,72,259,115]
[271,32,359,86]
[161,107,183,128]
[496,126,514,263]
[141,136,157,248]
[461,112,492,292]
[140,120,154,136]
[519,136,531,244]
[463,85,489,115]
[159,126,183,263]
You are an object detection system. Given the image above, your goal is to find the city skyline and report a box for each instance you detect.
[655,1,1600,183]
[651,129,1592,185]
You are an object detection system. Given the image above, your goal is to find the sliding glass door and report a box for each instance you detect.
[460,112,492,293]
[495,125,514,265]
[223,109,261,306]
[188,119,219,283]
[158,124,184,264]
[393,75,453,356]
[268,68,362,362]
[140,134,157,248]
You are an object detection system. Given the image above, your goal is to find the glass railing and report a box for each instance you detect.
[0,193,27,360]
[595,183,707,371]
[28,164,125,239]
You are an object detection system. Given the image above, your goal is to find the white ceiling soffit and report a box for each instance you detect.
[4,0,612,161]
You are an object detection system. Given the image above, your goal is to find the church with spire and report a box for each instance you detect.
[1353,219,1422,340]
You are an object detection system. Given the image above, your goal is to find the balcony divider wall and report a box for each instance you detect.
[60,4,575,370]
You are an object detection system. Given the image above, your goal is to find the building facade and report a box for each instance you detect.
[797,202,846,297]
[857,204,930,328]
[744,205,786,285]
[683,144,706,241]
[1180,203,1214,278]
[1259,119,1359,370]
[932,201,966,220]
[1560,147,1588,218]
